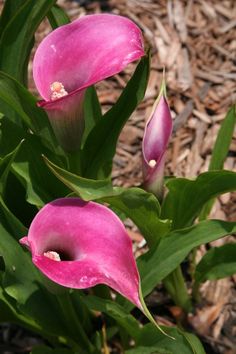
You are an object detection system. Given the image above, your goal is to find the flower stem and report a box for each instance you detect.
[57,292,94,353]
[163,266,192,313]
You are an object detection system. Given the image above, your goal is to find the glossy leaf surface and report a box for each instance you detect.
[126,323,205,354]
[0,0,56,84]
[195,243,236,283]
[162,171,236,228]
[138,220,236,297]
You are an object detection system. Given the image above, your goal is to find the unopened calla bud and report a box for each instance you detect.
[142,77,173,199]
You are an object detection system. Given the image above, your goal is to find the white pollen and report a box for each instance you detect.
[148,159,157,168]
[44,251,61,261]
[50,81,68,101]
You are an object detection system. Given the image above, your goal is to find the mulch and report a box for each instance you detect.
[1,0,236,353]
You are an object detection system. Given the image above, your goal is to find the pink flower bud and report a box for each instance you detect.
[142,80,172,199]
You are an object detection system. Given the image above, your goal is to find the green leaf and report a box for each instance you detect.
[125,324,205,354]
[43,157,170,247]
[0,117,68,208]
[0,285,40,332]
[47,4,70,29]
[161,171,236,229]
[102,189,171,247]
[0,116,24,157]
[0,198,69,336]
[0,71,58,150]
[82,295,141,341]
[181,332,206,354]
[82,53,150,179]
[0,0,56,84]
[200,106,236,219]
[0,140,22,195]
[82,86,102,145]
[31,347,73,354]
[12,137,69,207]
[138,220,236,297]
[0,0,27,38]
[195,243,236,283]
[209,106,236,170]
[43,156,114,200]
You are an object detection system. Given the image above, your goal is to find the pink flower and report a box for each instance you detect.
[33,14,144,151]
[20,198,142,308]
[142,80,173,199]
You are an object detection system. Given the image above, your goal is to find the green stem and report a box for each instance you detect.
[163,266,192,313]
[57,292,94,353]
[189,247,197,280]
[192,281,201,303]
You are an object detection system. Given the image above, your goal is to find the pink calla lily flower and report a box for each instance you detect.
[20,198,173,338]
[142,80,173,199]
[20,198,142,308]
[33,14,144,151]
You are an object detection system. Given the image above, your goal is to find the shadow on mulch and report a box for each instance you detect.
[0,323,44,354]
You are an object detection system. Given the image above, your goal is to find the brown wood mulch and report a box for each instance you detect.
[1,0,236,353]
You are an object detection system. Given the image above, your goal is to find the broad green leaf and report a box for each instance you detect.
[0,118,68,207]
[0,180,27,238]
[194,243,236,283]
[0,71,58,150]
[0,116,24,157]
[200,106,236,219]
[125,324,205,354]
[162,171,236,229]
[0,0,27,38]
[12,137,69,207]
[0,286,40,332]
[102,190,171,247]
[47,4,70,29]
[82,86,102,145]
[43,157,170,247]
[4,170,38,228]
[0,0,56,84]
[0,198,69,337]
[138,220,236,297]
[43,156,114,200]
[181,332,206,354]
[0,118,35,230]
[0,140,22,195]
[82,53,150,179]
[82,295,141,341]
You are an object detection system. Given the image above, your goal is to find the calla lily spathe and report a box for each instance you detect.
[20,198,142,309]
[142,81,173,199]
[33,14,144,151]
